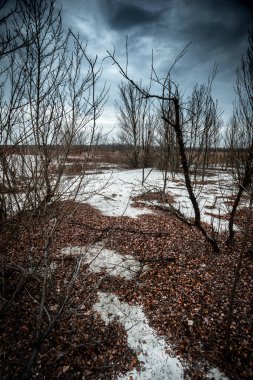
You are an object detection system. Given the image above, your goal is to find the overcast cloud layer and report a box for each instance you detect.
[60,1,252,136]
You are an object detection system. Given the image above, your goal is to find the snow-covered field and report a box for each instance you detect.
[71,167,239,232]
[5,155,241,233]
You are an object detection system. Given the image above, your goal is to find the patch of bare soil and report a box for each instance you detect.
[0,201,252,379]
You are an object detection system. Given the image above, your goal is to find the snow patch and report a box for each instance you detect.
[93,292,184,380]
[207,367,229,380]
[76,169,155,217]
[61,243,145,279]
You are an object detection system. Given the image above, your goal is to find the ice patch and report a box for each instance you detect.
[93,292,184,380]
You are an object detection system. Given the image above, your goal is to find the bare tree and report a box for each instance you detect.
[106,46,220,252]
[211,29,253,358]
[140,107,157,184]
[0,1,108,377]
[184,79,221,182]
[154,79,180,204]
[0,0,49,57]
[116,81,154,169]
[226,29,253,245]
[0,0,107,218]
[156,112,180,180]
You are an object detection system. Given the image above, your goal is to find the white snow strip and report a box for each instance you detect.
[93,292,184,380]
[61,243,145,279]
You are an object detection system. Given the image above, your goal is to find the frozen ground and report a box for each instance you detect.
[70,167,240,232]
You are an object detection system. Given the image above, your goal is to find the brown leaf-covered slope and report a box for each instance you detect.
[0,201,252,379]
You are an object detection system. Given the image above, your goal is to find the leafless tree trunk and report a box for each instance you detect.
[162,96,220,252]
[226,29,253,245]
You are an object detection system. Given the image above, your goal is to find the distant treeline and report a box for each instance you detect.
[0,144,247,154]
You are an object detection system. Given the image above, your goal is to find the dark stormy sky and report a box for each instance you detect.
[4,0,252,136]
[59,0,253,136]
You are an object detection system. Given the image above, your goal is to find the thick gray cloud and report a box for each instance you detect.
[107,4,162,30]
[52,0,253,133]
